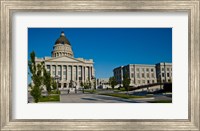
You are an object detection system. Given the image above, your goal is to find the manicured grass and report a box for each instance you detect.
[50,90,60,94]
[39,95,60,102]
[100,93,151,99]
[148,100,172,103]
[84,89,97,94]
[114,88,126,92]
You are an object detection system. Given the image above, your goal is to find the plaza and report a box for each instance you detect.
[28,89,172,103]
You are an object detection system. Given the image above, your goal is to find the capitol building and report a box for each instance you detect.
[35,31,95,90]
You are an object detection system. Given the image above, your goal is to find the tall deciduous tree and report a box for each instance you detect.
[109,76,118,89]
[122,74,131,94]
[28,51,43,103]
[43,67,52,95]
[52,78,57,90]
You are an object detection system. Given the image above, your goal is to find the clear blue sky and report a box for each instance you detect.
[28,28,172,79]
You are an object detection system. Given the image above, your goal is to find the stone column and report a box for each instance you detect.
[61,65,63,89]
[71,65,74,81]
[50,65,52,77]
[91,66,93,79]
[76,65,79,88]
[88,66,91,81]
[83,66,86,81]
[67,65,69,83]
[61,65,63,81]
[81,66,84,82]
[55,65,57,77]
[76,65,78,81]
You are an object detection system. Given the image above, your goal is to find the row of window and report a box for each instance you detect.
[114,67,172,74]
[160,73,172,77]
[115,72,172,79]
[160,67,172,71]
[137,80,155,84]
[47,65,92,72]
[133,73,155,78]
[135,68,154,72]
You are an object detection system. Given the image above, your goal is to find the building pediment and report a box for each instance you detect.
[45,56,84,63]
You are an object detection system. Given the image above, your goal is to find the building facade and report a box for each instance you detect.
[96,78,111,89]
[113,63,172,87]
[35,31,95,90]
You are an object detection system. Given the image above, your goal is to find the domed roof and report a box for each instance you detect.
[55,31,71,45]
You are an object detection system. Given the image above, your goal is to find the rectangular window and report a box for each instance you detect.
[131,68,134,72]
[146,68,149,72]
[137,73,140,78]
[152,80,154,83]
[46,65,50,69]
[162,73,165,77]
[58,71,61,75]
[167,73,170,77]
[137,68,140,72]
[162,68,164,71]
[151,68,154,72]
[131,73,134,78]
[142,68,145,72]
[142,73,145,78]
[63,75,66,80]
[151,73,154,78]
[167,68,170,71]
[143,80,145,84]
[63,71,66,75]
[147,73,149,78]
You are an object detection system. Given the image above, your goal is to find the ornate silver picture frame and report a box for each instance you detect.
[0,0,199,130]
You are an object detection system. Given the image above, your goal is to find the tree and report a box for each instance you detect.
[122,74,131,94]
[52,79,57,90]
[93,79,96,90]
[88,81,92,89]
[43,68,52,95]
[109,76,118,89]
[80,81,84,93]
[80,81,84,87]
[28,51,43,103]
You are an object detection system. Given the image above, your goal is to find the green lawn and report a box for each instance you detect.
[49,90,60,94]
[39,95,60,102]
[100,93,151,99]
[84,89,97,94]
[148,100,172,103]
